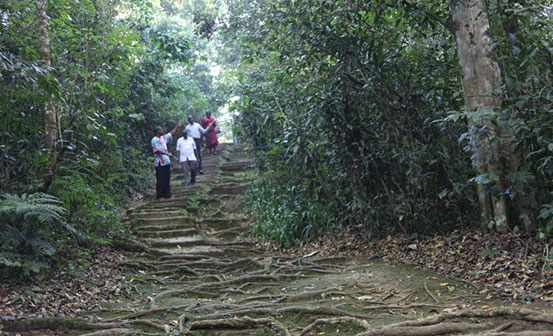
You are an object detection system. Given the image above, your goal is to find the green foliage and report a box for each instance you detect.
[247,178,338,247]
[225,0,476,244]
[0,0,228,277]
[0,193,71,276]
[224,0,553,244]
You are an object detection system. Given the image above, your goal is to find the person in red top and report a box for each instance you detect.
[201,111,218,155]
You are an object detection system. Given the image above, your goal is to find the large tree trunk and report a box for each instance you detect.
[36,0,57,162]
[448,0,514,232]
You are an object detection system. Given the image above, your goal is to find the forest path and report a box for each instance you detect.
[5,144,553,335]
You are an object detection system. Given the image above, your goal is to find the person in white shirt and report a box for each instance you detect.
[184,114,212,174]
[176,130,198,186]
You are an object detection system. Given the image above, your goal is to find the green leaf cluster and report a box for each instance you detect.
[0,0,228,276]
[223,0,553,245]
[0,193,71,276]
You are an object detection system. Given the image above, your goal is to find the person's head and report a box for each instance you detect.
[205,111,211,118]
[182,130,188,139]
[187,114,194,124]
[154,126,163,136]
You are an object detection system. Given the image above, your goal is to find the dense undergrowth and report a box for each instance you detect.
[0,0,225,278]
[223,0,553,247]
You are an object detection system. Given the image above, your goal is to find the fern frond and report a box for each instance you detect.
[0,226,26,248]
[27,237,56,256]
[0,193,67,225]
[0,252,23,267]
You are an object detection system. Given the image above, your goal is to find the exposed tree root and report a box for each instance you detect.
[112,239,165,256]
[2,318,118,332]
[178,313,188,333]
[150,289,218,308]
[271,290,364,304]
[299,316,371,336]
[102,305,190,323]
[357,303,449,310]
[471,332,553,336]
[1,317,167,333]
[81,330,161,336]
[192,305,370,321]
[383,308,553,328]
[80,329,134,336]
[188,316,290,336]
[423,281,439,304]
[237,282,279,291]
[151,265,199,276]
[357,322,493,336]
[235,288,354,305]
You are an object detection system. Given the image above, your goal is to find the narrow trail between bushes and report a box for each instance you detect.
[4,144,553,335]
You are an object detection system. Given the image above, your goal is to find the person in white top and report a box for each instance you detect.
[184,114,212,174]
[176,131,198,186]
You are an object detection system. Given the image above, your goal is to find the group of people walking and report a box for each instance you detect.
[151,112,219,200]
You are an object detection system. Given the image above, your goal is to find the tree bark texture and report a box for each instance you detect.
[36,0,57,161]
[448,0,514,232]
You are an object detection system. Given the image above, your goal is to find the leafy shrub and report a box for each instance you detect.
[228,0,553,245]
[0,193,73,276]
[246,177,338,247]
[48,171,123,240]
[230,0,476,243]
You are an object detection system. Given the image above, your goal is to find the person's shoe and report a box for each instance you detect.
[157,197,166,201]
[199,170,204,175]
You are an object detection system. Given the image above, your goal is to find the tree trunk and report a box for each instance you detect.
[36,0,57,162]
[448,0,514,232]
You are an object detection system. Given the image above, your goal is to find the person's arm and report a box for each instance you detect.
[175,141,181,160]
[152,140,173,157]
[154,150,173,157]
[168,120,184,137]
[198,124,210,134]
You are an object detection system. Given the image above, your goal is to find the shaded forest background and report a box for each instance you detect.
[227,0,553,247]
[0,0,227,275]
[1,0,553,278]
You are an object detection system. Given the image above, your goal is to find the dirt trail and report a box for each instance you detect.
[4,144,553,335]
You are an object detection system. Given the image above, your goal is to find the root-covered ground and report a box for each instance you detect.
[2,144,553,336]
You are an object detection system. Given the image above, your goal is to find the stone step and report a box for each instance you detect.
[139,199,191,209]
[156,246,223,255]
[134,222,198,232]
[146,236,210,249]
[135,216,194,226]
[137,228,198,238]
[131,210,182,219]
[220,161,253,172]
